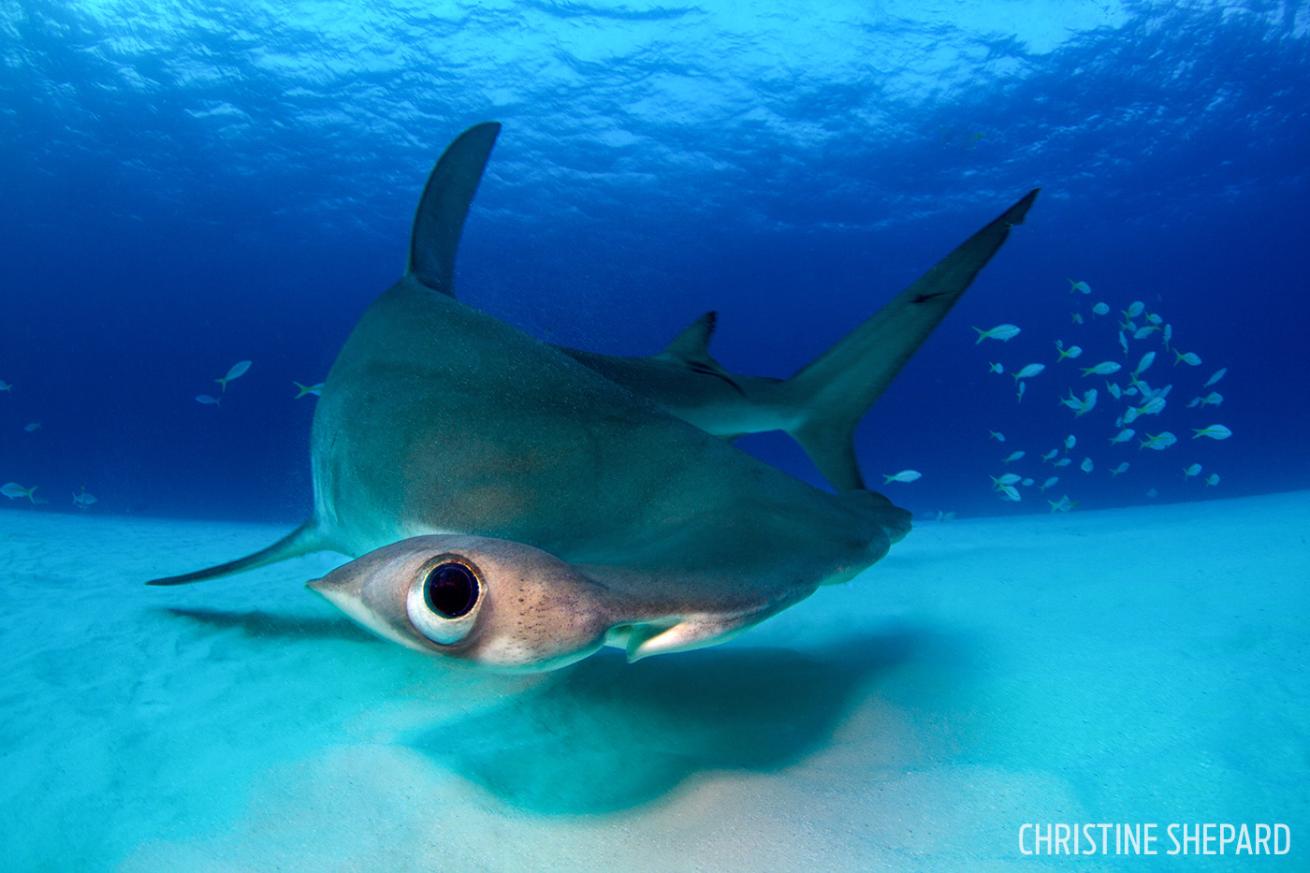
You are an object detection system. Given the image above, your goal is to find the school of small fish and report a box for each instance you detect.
[966,280,1232,513]
[3,357,325,513]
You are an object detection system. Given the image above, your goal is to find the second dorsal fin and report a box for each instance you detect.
[661,311,718,364]
[656,311,744,395]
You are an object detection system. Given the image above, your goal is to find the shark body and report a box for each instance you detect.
[149,122,1036,670]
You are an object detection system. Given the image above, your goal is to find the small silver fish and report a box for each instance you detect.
[1203,367,1227,388]
[1,482,39,503]
[1013,363,1045,381]
[973,323,1021,344]
[1139,431,1178,450]
[988,362,1004,374]
[1173,350,1201,367]
[215,360,253,392]
[1109,428,1135,445]
[1047,494,1076,513]
[1091,302,1110,316]
[1039,476,1059,491]
[1082,361,1121,377]
[1079,457,1094,473]
[293,381,325,399]
[1002,451,1026,464]
[1067,279,1092,295]
[1204,473,1220,487]
[989,430,1006,442]
[882,469,923,484]
[1192,424,1231,441]
[1137,396,1166,417]
[195,394,222,407]
[1058,388,1098,417]
[1055,340,1083,361]
[1183,463,1202,478]
[1110,461,1129,477]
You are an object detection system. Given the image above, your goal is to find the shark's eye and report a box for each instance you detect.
[424,562,479,617]
[405,557,483,645]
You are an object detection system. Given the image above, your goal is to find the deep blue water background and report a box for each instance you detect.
[1,0,1307,523]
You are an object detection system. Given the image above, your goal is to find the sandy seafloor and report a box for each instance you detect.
[1,493,1306,872]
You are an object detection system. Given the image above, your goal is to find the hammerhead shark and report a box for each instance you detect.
[149,122,1036,671]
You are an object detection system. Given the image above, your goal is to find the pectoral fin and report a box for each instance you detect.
[146,520,327,586]
[623,609,776,662]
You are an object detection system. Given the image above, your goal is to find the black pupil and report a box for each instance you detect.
[424,562,479,618]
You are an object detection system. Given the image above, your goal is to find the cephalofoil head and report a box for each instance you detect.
[308,534,617,671]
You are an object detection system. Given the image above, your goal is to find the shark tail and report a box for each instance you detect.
[782,189,1039,491]
[146,520,327,586]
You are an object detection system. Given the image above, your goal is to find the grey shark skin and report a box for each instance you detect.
[560,189,1039,491]
[148,122,1035,671]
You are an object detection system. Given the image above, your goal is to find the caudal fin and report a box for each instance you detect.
[146,520,327,586]
[785,189,1039,491]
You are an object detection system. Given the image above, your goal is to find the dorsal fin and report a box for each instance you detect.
[655,311,744,395]
[407,121,501,296]
[662,311,718,364]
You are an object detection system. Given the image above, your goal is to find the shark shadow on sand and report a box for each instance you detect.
[407,627,932,814]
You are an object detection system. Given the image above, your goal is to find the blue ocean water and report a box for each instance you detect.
[3,6,1310,870]
[3,1,1307,522]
